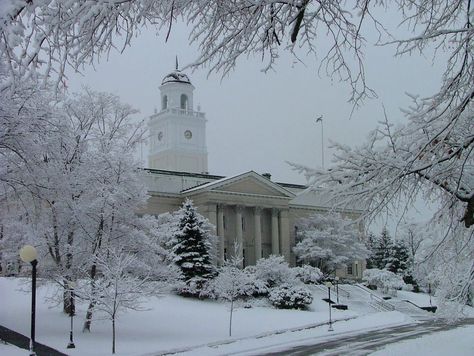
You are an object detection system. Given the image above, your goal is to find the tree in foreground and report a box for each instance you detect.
[293,213,369,275]
[91,248,155,354]
[172,199,216,297]
[212,244,253,337]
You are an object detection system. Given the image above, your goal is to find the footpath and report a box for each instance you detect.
[0,324,68,356]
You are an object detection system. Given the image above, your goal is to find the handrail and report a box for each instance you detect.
[336,285,350,298]
[156,108,205,118]
[356,284,396,311]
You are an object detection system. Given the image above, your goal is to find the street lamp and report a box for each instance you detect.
[67,281,76,349]
[325,281,334,331]
[19,245,38,356]
[335,276,340,304]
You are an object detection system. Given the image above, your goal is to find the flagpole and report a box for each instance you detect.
[316,116,324,169]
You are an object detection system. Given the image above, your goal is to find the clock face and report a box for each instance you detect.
[158,131,163,141]
[184,130,192,140]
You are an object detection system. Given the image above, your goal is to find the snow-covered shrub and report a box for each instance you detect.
[254,255,295,288]
[269,284,313,310]
[243,266,269,296]
[293,265,323,284]
[363,268,406,294]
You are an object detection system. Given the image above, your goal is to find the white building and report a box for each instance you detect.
[142,67,365,278]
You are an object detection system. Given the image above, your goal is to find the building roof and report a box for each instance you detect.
[181,171,296,198]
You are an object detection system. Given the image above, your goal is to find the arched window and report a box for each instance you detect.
[162,95,168,110]
[180,94,188,110]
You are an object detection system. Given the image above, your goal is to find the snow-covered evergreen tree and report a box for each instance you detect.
[293,213,369,275]
[172,199,216,296]
[385,240,410,276]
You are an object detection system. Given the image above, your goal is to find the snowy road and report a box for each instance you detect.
[257,318,474,356]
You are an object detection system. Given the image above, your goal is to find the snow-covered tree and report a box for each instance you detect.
[0,83,179,328]
[2,2,471,118]
[90,247,161,354]
[385,240,410,276]
[293,213,369,275]
[172,199,216,297]
[363,268,406,294]
[212,244,253,337]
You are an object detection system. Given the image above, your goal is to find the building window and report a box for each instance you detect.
[180,94,188,110]
[347,265,353,275]
[224,248,227,261]
[243,249,246,268]
[242,217,246,231]
[162,95,168,110]
[223,216,226,230]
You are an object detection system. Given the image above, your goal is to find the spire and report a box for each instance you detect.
[175,56,179,71]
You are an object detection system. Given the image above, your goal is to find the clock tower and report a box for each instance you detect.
[148,66,208,173]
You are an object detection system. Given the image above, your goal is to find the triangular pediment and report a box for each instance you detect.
[182,171,295,198]
[214,177,287,197]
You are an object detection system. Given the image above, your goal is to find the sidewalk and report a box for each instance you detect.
[0,324,68,356]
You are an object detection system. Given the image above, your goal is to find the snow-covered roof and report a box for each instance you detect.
[181,171,296,198]
[290,187,365,212]
[162,70,192,85]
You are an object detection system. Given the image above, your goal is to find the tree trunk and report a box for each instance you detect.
[83,214,104,332]
[63,280,75,315]
[112,316,116,354]
[82,263,97,332]
[229,298,233,337]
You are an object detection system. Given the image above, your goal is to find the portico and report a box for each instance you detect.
[182,171,295,266]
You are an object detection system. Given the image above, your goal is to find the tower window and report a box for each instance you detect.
[180,94,188,110]
[162,95,168,110]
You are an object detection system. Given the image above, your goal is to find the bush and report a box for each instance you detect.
[293,265,323,284]
[363,268,406,294]
[243,266,269,297]
[268,284,313,310]
[254,255,295,288]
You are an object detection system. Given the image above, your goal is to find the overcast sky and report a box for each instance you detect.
[66,17,444,231]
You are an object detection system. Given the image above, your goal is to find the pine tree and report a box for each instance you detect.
[385,240,410,275]
[365,232,379,269]
[172,199,216,296]
[378,227,394,270]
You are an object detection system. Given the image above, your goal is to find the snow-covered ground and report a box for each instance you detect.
[0,277,472,355]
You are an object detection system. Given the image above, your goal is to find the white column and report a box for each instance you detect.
[254,207,262,262]
[279,209,290,263]
[217,204,225,265]
[235,206,244,264]
[271,208,280,255]
[207,204,218,265]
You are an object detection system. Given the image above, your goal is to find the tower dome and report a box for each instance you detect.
[161,57,192,85]
[161,70,192,85]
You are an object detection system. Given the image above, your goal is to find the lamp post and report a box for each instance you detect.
[325,281,334,331]
[67,281,76,349]
[335,276,340,304]
[19,245,38,356]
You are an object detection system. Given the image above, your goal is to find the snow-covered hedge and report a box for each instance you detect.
[254,255,295,288]
[268,284,313,310]
[363,268,406,293]
[293,265,323,284]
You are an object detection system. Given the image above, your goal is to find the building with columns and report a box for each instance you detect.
[143,67,365,278]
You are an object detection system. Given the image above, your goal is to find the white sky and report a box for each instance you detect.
[66,17,444,232]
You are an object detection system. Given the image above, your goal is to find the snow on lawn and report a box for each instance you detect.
[0,277,412,356]
[370,325,474,356]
